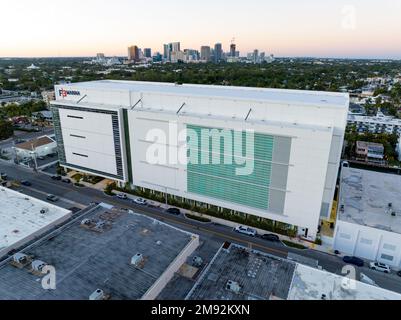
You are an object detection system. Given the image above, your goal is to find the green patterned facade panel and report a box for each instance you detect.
[187,125,291,213]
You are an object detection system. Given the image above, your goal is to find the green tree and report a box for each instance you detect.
[0,120,14,140]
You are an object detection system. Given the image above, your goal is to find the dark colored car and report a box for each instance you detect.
[0,173,8,180]
[343,256,364,267]
[165,208,181,215]
[397,271,401,277]
[51,175,62,181]
[261,234,280,242]
[21,180,32,186]
[62,178,71,184]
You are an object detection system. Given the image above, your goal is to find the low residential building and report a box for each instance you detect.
[13,135,57,159]
[348,111,401,134]
[41,91,56,106]
[334,167,401,268]
[355,141,384,161]
[32,110,53,122]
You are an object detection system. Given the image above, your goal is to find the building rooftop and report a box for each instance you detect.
[62,80,349,108]
[0,188,71,258]
[186,243,296,300]
[186,242,401,301]
[348,112,401,125]
[288,264,401,300]
[338,167,401,234]
[0,204,197,300]
[32,110,53,118]
[356,141,384,149]
[14,135,55,151]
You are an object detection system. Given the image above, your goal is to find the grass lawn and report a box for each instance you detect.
[185,213,211,223]
[282,240,307,250]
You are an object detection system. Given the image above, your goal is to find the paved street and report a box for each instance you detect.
[1,159,401,294]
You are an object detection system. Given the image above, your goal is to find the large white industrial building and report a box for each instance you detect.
[50,80,349,240]
[334,167,401,268]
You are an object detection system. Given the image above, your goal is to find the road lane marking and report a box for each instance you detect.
[22,186,86,209]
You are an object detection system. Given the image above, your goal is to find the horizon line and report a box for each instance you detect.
[1,55,400,61]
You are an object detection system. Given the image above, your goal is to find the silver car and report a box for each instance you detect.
[234,226,257,237]
[369,262,391,273]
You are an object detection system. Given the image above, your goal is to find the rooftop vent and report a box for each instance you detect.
[192,256,203,267]
[89,289,105,301]
[226,280,241,294]
[131,253,144,267]
[40,208,49,214]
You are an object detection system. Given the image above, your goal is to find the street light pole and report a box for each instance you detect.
[31,143,38,172]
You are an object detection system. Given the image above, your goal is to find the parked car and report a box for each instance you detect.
[51,175,62,181]
[165,208,181,215]
[117,193,128,200]
[369,262,391,273]
[21,180,32,186]
[397,270,401,277]
[62,178,71,184]
[261,233,280,242]
[234,226,257,237]
[133,198,147,205]
[0,173,8,180]
[46,194,59,202]
[343,256,364,267]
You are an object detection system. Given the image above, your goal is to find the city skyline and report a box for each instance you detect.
[1,0,401,59]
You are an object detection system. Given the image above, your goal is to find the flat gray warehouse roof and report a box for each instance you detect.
[338,167,401,234]
[186,242,401,300]
[186,243,296,300]
[0,204,197,300]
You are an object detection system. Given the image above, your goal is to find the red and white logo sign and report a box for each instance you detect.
[59,89,81,98]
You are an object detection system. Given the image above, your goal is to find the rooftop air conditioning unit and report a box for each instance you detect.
[89,289,105,301]
[226,280,241,293]
[81,219,91,226]
[131,253,144,267]
[31,260,47,273]
[13,253,28,264]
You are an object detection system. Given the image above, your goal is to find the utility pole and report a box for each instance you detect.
[31,143,38,172]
